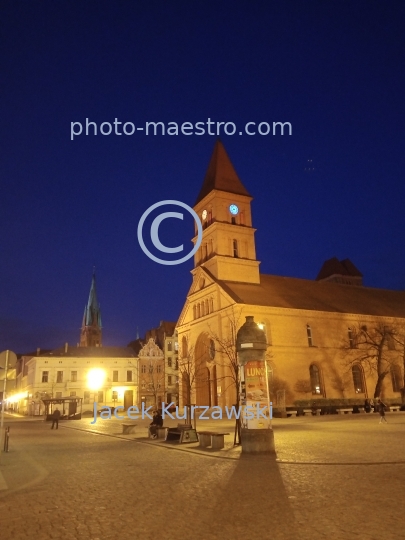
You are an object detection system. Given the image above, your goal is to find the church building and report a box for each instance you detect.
[176,141,405,408]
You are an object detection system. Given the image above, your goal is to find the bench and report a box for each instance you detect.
[165,424,198,444]
[286,410,298,417]
[388,406,401,412]
[121,423,137,434]
[303,409,320,416]
[198,431,230,450]
[337,408,352,414]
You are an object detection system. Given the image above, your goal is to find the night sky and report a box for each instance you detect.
[2,1,405,354]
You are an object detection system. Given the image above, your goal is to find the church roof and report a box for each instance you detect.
[219,274,405,318]
[195,140,251,205]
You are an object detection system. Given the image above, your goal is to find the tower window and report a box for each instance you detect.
[306,325,313,347]
[240,212,245,225]
[233,240,238,258]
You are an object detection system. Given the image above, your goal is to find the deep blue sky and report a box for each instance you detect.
[1,1,405,353]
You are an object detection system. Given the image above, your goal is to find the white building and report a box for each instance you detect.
[14,345,138,415]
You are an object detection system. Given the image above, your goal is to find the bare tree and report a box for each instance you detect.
[294,379,312,397]
[139,339,165,407]
[208,307,243,444]
[342,322,405,398]
[178,335,198,424]
[329,365,351,398]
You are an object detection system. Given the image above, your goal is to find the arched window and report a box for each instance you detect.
[391,364,402,392]
[205,299,209,315]
[197,304,201,318]
[201,302,205,317]
[210,298,214,313]
[309,364,322,395]
[193,305,197,320]
[352,364,365,393]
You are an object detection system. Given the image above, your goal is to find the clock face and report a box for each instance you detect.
[229,204,239,215]
[202,209,207,220]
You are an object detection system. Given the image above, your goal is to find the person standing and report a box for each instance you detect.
[377,399,388,424]
[51,408,61,429]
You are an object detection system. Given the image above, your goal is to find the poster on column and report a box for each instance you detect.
[241,360,271,429]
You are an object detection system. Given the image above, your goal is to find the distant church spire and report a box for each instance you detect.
[80,271,102,347]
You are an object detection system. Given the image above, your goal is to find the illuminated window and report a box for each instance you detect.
[306,325,313,347]
[352,364,365,393]
[42,371,49,383]
[309,364,322,395]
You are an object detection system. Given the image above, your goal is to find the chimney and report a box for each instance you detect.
[64,343,68,354]
[36,348,40,356]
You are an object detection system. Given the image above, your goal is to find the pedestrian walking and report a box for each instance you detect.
[377,399,388,424]
[51,408,61,429]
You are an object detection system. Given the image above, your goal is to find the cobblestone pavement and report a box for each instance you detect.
[0,413,404,540]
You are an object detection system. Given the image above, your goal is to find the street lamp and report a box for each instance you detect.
[87,368,106,407]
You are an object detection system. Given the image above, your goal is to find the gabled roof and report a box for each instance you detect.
[219,273,405,318]
[195,140,251,205]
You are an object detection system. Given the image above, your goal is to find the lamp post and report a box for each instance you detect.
[236,316,275,454]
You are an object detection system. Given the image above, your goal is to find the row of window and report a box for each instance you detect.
[308,363,402,395]
[302,325,396,350]
[41,370,135,383]
[193,298,215,319]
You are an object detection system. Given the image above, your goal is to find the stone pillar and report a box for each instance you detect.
[236,316,275,455]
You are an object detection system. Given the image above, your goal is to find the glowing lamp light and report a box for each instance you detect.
[87,368,106,391]
[257,323,265,330]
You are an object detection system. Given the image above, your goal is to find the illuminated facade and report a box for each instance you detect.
[176,141,405,407]
[14,345,138,415]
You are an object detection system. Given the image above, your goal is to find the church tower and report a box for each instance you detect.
[80,272,102,347]
[193,140,260,284]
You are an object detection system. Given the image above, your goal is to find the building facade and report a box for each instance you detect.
[176,141,405,407]
[14,345,138,415]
